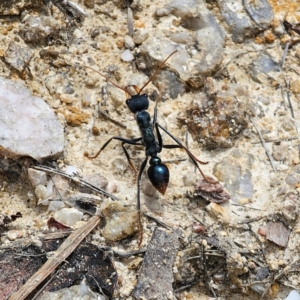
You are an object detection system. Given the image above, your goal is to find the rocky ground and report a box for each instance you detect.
[0,0,300,299]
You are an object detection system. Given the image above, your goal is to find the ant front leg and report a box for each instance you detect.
[85,136,142,175]
[156,123,214,183]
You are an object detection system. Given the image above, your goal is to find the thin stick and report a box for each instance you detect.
[202,243,217,297]
[251,118,277,172]
[238,215,265,224]
[32,165,120,201]
[98,108,127,129]
[144,212,172,230]
[9,215,101,300]
[231,203,263,211]
[285,81,298,133]
[251,136,300,144]
[260,261,298,300]
[280,42,290,68]
[127,6,134,37]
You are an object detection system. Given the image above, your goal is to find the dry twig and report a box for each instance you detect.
[9,215,101,300]
[32,165,120,201]
[259,261,298,300]
[251,118,277,172]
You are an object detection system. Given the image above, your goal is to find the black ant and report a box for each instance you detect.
[84,51,210,246]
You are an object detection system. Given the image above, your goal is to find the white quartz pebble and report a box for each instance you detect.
[0,77,64,161]
[121,49,134,62]
[54,208,83,226]
[285,291,300,300]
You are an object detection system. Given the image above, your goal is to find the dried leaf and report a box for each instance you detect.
[47,217,70,229]
[194,176,230,203]
[265,222,290,247]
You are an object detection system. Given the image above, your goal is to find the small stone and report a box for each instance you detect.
[255,266,270,281]
[101,200,138,241]
[5,41,33,72]
[213,150,254,203]
[121,49,134,62]
[51,175,70,198]
[133,20,145,28]
[54,208,83,226]
[92,126,100,136]
[45,72,74,95]
[281,199,299,222]
[59,94,76,104]
[44,180,56,201]
[64,165,78,176]
[0,77,64,160]
[19,16,60,43]
[90,28,100,38]
[264,30,276,43]
[112,158,127,172]
[40,279,106,300]
[282,121,294,132]
[152,69,186,99]
[169,32,194,44]
[57,106,89,126]
[116,38,124,49]
[35,185,47,200]
[48,200,64,211]
[248,53,280,83]
[285,173,300,187]
[132,29,149,45]
[206,202,230,224]
[272,142,289,161]
[284,290,300,300]
[7,230,23,241]
[107,84,125,108]
[27,168,47,188]
[128,257,143,270]
[84,0,94,8]
[291,79,300,94]
[52,100,60,109]
[124,35,135,49]
[0,0,43,15]
[218,0,273,43]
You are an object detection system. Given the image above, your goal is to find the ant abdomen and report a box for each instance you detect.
[148,157,169,195]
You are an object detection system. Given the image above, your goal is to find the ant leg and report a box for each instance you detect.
[85,136,142,173]
[137,156,148,247]
[156,123,211,181]
[121,142,138,176]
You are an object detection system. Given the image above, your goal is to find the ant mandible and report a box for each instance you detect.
[84,50,210,246]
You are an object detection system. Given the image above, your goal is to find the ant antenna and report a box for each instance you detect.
[82,49,178,97]
[83,65,128,93]
[138,50,178,94]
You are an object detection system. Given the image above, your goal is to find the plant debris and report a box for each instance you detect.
[194,176,230,203]
[133,228,180,300]
[265,221,290,247]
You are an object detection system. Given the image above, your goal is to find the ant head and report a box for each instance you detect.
[126,94,149,113]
